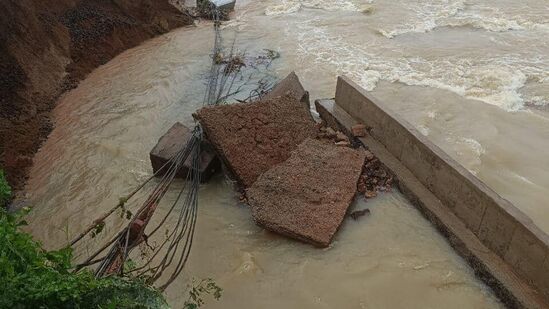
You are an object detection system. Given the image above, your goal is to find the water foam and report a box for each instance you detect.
[294,19,547,111]
[265,0,366,16]
[377,0,466,38]
[377,1,549,38]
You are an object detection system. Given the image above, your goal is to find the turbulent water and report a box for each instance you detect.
[24,0,549,308]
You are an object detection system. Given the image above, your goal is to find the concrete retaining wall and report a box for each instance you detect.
[334,76,549,305]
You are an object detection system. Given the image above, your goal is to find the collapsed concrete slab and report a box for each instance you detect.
[262,71,310,108]
[247,138,366,247]
[194,94,317,188]
[150,122,221,182]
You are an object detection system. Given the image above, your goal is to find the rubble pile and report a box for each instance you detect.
[151,73,392,247]
[357,150,394,199]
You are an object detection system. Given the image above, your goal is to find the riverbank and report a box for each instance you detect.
[0,0,193,193]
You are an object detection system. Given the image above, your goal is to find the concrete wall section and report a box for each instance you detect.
[334,76,549,303]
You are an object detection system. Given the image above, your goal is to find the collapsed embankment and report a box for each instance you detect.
[0,0,193,192]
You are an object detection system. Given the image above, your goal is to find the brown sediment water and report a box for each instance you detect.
[24,0,548,307]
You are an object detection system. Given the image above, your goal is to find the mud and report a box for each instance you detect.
[0,0,192,192]
[194,94,317,188]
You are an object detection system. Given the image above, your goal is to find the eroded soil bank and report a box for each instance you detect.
[0,0,193,192]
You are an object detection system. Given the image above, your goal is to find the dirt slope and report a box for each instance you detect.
[0,0,193,192]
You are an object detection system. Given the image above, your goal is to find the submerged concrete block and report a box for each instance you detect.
[194,94,316,188]
[150,122,220,182]
[247,138,366,247]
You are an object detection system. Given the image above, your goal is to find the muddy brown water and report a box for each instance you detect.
[25,0,549,307]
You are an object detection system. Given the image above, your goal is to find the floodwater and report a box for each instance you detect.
[24,0,549,308]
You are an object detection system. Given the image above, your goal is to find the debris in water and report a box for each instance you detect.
[357,152,394,199]
[223,55,246,75]
[349,208,371,220]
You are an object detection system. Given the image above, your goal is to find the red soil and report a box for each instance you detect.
[0,0,193,192]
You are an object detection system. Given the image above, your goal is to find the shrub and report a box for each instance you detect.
[0,169,11,207]
[0,208,168,308]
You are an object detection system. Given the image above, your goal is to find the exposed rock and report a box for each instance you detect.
[149,122,220,182]
[247,138,366,247]
[194,94,316,188]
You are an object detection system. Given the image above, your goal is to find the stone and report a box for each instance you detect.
[352,124,366,137]
[247,138,366,247]
[364,150,375,161]
[194,94,316,188]
[325,127,336,138]
[335,131,349,142]
[262,71,310,108]
[335,141,351,147]
[149,122,221,182]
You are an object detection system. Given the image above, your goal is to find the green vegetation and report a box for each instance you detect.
[0,207,223,308]
[0,169,11,207]
[0,208,168,308]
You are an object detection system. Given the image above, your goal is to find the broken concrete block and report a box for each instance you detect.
[335,131,349,143]
[262,71,310,108]
[149,122,221,182]
[351,124,366,137]
[194,95,316,188]
[247,138,366,247]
